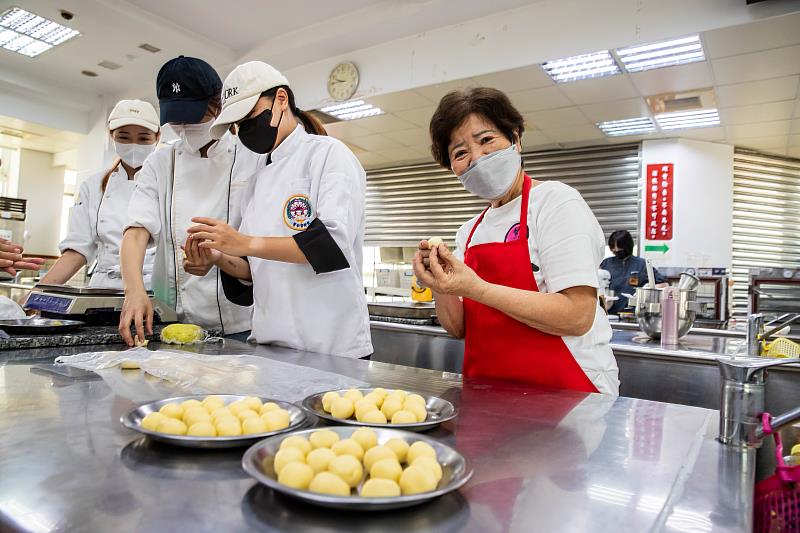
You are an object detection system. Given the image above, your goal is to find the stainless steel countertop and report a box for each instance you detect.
[0,341,753,532]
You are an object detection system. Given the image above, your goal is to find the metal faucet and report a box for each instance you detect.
[745,313,800,357]
[717,356,800,447]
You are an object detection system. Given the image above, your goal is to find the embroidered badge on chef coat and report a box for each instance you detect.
[283,194,313,231]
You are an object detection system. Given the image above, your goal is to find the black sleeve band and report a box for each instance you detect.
[293,218,350,274]
[220,259,254,306]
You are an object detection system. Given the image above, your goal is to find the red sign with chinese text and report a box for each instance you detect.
[645,163,673,241]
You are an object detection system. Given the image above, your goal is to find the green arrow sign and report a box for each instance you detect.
[645,243,670,254]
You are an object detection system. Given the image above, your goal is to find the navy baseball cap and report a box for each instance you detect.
[156,56,222,125]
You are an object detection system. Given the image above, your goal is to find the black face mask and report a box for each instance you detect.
[237,101,282,154]
[614,250,629,260]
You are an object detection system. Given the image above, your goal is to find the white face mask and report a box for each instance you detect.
[170,121,215,153]
[114,142,156,169]
[457,144,521,200]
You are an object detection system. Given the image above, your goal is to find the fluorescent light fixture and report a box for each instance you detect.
[597,117,656,137]
[655,108,719,130]
[617,35,704,72]
[320,100,384,121]
[542,50,620,83]
[0,7,79,57]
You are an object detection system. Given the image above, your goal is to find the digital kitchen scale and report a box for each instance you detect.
[22,284,178,325]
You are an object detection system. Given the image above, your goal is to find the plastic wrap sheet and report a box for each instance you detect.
[55,348,367,403]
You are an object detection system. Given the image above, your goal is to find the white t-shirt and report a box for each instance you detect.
[455,180,620,395]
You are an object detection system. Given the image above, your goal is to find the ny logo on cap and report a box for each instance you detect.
[172,82,181,93]
[223,87,239,102]
[129,108,140,114]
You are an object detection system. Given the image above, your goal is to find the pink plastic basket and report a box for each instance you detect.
[754,413,800,532]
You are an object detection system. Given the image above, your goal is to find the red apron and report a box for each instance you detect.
[462,174,598,393]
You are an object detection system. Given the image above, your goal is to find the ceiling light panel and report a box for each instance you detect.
[0,7,79,57]
[617,35,704,72]
[655,108,720,130]
[597,117,656,136]
[320,100,384,121]
[542,50,620,83]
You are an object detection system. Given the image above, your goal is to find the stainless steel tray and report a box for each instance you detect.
[302,389,457,432]
[120,394,307,448]
[0,317,84,334]
[367,302,436,320]
[34,283,153,296]
[242,426,473,510]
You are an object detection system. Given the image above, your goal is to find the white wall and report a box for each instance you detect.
[17,149,66,256]
[640,139,734,269]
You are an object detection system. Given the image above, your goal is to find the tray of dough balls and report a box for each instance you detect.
[242,426,473,510]
[302,388,457,432]
[120,394,307,448]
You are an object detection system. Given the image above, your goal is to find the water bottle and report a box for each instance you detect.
[660,287,680,347]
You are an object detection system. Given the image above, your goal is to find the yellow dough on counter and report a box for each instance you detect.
[278,462,314,490]
[327,455,363,488]
[120,360,141,370]
[399,465,437,495]
[309,429,340,450]
[274,447,306,475]
[280,436,312,456]
[361,478,401,498]
[306,448,337,474]
[370,458,403,483]
[309,472,351,496]
[351,427,378,451]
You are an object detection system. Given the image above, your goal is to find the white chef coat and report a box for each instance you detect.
[60,165,155,289]
[237,125,372,357]
[125,132,261,333]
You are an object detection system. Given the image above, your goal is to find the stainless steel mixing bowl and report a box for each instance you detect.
[634,287,701,340]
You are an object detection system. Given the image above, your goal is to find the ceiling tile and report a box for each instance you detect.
[703,12,800,59]
[719,100,797,125]
[356,151,391,169]
[374,146,429,164]
[353,113,418,134]
[579,98,651,122]
[472,65,554,93]
[793,118,800,133]
[382,128,431,147]
[324,121,373,140]
[538,124,604,143]
[726,120,792,139]
[672,126,726,141]
[557,75,639,105]
[366,90,434,113]
[789,134,800,147]
[413,79,478,104]
[520,130,552,150]
[711,45,800,85]
[393,106,436,128]
[509,86,573,113]
[788,146,800,158]
[347,133,398,151]
[523,107,590,129]
[715,76,799,108]
[728,136,788,152]
[629,62,714,96]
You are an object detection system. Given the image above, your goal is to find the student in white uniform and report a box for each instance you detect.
[184,61,372,358]
[39,100,160,289]
[118,56,260,346]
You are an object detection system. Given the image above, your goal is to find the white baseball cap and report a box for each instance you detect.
[108,99,160,133]
[210,61,290,139]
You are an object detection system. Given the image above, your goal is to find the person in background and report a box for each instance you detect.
[118,56,260,346]
[39,100,160,289]
[0,239,44,276]
[599,229,666,315]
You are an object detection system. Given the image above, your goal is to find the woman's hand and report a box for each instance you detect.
[0,239,45,276]
[413,243,486,299]
[187,217,253,257]
[118,287,153,347]
[182,235,220,277]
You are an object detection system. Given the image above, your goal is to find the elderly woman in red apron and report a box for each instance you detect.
[412,87,619,395]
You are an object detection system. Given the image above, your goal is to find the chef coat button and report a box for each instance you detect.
[178,151,183,156]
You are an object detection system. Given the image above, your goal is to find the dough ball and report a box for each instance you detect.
[399,465,437,495]
[321,391,340,413]
[156,418,187,435]
[183,407,212,427]
[363,445,398,472]
[228,401,248,416]
[259,402,280,415]
[407,441,437,464]
[384,438,410,463]
[141,412,167,431]
[370,458,403,483]
[404,394,426,408]
[427,236,444,247]
[331,397,355,419]
[158,403,184,419]
[388,390,408,401]
[201,395,226,411]
[381,399,403,421]
[412,456,443,483]
[309,472,351,496]
[215,417,242,436]
[236,408,260,421]
[363,392,384,408]
[280,435,312,457]
[354,399,379,420]
[343,389,364,403]
[210,407,233,421]
[120,360,140,370]
[361,478,401,498]
[404,402,427,423]
[372,387,389,399]
[274,447,306,475]
[242,417,268,435]
[327,454,363,488]
[278,462,314,490]
[331,438,364,460]
[187,421,217,437]
[309,429,340,450]
[180,399,203,411]
[391,410,417,424]
[262,409,291,431]
[351,427,378,452]
[242,396,263,411]
[306,447,337,474]
[360,410,387,424]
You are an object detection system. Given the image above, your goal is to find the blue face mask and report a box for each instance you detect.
[457,144,521,200]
